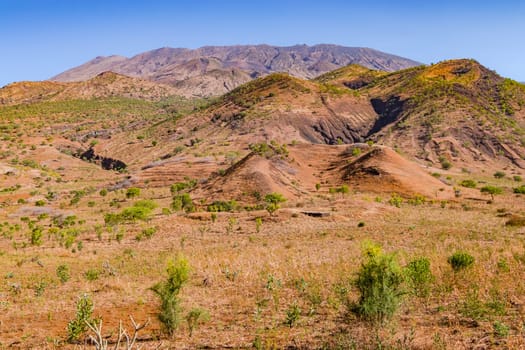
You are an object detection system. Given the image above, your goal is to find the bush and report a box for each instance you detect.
[284,302,301,327]
[136,227,157,241]
[66,294,96,342]
[459,179,477,188]
[405,257,433,297]
[438,156,452,170]
[447,251,474,272]
[388,193,403,208]
[207,200,238,212]
[264,193,286,216]
[172,193,195,213]
[151,256,190,336]
[185,307,210,337]
[126,187,140,199]
[493,171,506,179]
[56,264,70,283]
[30,227,43,246]
[170,179,197,194]
[85,269,100,281]
[480,185,503,200]
[133,199,158,210]
[104,201,156,225]
[513,185,525,194]
[493,321,510,338]
[353,242,404,323]
[513,175,522,182]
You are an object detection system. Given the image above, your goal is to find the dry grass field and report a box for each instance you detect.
[2,154,525,349]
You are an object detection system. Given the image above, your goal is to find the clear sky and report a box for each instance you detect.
[1,0,524,86]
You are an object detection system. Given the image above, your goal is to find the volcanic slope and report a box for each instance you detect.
[93,72,380,175]
[348,59,525,171]
[95,60,525,191]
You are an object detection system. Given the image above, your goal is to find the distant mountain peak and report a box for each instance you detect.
[50,44,421,97]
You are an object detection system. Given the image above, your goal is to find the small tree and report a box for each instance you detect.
[264,193,286,216]
[151,256,190,336]
[67,294,96,342]
[353,242,404,324]
[480,185,503,201]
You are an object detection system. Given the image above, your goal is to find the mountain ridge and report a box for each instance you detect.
[50,44,420,97]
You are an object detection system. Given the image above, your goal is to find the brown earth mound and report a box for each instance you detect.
[340,146,453,199]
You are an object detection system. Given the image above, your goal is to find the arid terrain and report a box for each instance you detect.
[1,56,525,349]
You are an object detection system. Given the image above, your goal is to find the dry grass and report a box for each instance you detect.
[2,183,525,349]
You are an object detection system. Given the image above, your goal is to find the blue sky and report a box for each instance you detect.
[1,0,524,86]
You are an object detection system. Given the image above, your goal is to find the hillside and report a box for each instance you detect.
[50,44,420,97]
[0,71,182,105]
[360,59,525,170]
[80,60,525,184]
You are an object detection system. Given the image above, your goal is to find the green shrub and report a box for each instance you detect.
[35,200,46,207]
[172,193,195,213]
[85,269,100,281]
[185,307,210,337]
[170,179,197,194]
[207,200,238,212]
[30,227,43,246]
[513,185,525,194]
[493,171,506,179]
[133,199,158,210]
[56,264,70,283]
[104,201,156,225]
[353,242,404,323]
[459,179,477,188]
[119,206,151,221]
[125,187,140,199]
[136,227,157,241]
[388,193,403,208]
[284,302,301,327]
[480,185,503,200]
[513,175,522,182]
[264,193,286,216]
[493,321,509,337]
[405,257,433,297]
[151,256,190,336]
[447,251,475,271]
[99,189,108,197]
[438,156,452,170]
[66,294,95,342]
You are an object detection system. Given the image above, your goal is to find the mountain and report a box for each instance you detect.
[360,59,525,170]
[135,59,525,179]
[51,44,420,97]
[0,71,181,105]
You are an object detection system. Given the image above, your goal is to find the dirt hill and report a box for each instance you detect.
[0,71,181,105]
